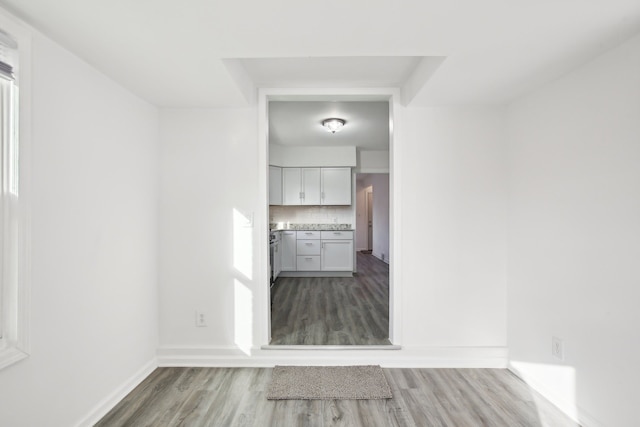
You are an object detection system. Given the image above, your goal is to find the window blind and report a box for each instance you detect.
[0,29,16,80]
[0,60,12,80]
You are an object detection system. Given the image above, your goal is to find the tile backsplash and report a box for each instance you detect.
[269,205,353,225]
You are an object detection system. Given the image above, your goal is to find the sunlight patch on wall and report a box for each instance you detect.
[510,361,578,422]
[232,208,253,280]
[234,279,253,355]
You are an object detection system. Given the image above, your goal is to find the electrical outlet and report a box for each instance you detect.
[195,311,207,327]
[552,336,564,360]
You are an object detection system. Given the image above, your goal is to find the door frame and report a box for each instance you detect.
[257,87,403,347]
[366,188,373,251]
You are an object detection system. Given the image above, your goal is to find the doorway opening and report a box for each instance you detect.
[258,89,402,348]
[356,173,389,263]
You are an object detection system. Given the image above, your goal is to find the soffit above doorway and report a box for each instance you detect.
[224,56,445,106]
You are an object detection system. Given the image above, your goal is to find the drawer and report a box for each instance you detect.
[320,230,353,240]
[297,230,321,240]
[297,239,321,255]
[297,255,321,271]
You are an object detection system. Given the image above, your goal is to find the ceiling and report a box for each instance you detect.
[1,0,640,108]
[269,101,389,151]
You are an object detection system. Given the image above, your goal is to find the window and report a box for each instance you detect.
[0,15,30,370]
[0,29,17,342]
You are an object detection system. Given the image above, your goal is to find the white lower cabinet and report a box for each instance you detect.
[295,231,321,271]
[320,231,353,240]
[297,255,321,271]
[277,229,353,273]
[280,231,297,271]
[297,239,321,256]
[321,240,354,271]
[273,240,282,278]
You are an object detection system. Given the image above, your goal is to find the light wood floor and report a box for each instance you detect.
[95,367,580,426]
[270,252,390,345]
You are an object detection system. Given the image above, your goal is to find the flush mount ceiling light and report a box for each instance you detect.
[322,118,346,133]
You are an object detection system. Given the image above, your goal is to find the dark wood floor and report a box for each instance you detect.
[270,252,390,345]
[95,367,580,427]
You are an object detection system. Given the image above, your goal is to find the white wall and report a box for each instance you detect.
[158,106,508,361]
[0,25,159,427]
[400,107,507,347]
[506,33,640,427]
[357,150,389,172]
[158,108,259,347]
[270,144,356,167]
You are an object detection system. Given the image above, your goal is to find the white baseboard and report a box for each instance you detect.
[278,271,353,278]
[157,345,508,368]
[74,357,157,427]
[371,251,389,264]
[508,362,604,427]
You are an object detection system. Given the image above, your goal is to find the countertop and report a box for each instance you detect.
[270,223,353,231]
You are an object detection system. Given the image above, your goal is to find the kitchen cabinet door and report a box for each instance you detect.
[273,240,282,278]
[321,240,354,271]
[297,255,321,271]
[282,167,348,205]
[301,168,321,205]
[321,168,351,205]
[280,231,297,271]
[320,230,354,240]
[269,166,282,205]
[282,168,302,205]
[296,239,321,256]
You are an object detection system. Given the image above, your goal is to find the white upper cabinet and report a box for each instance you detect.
[321,168,351,205]
[282,168,303,205]
[282,167,321,205]
[269,166,282,205]
[282,167,351,206]
[301,168,321,205]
